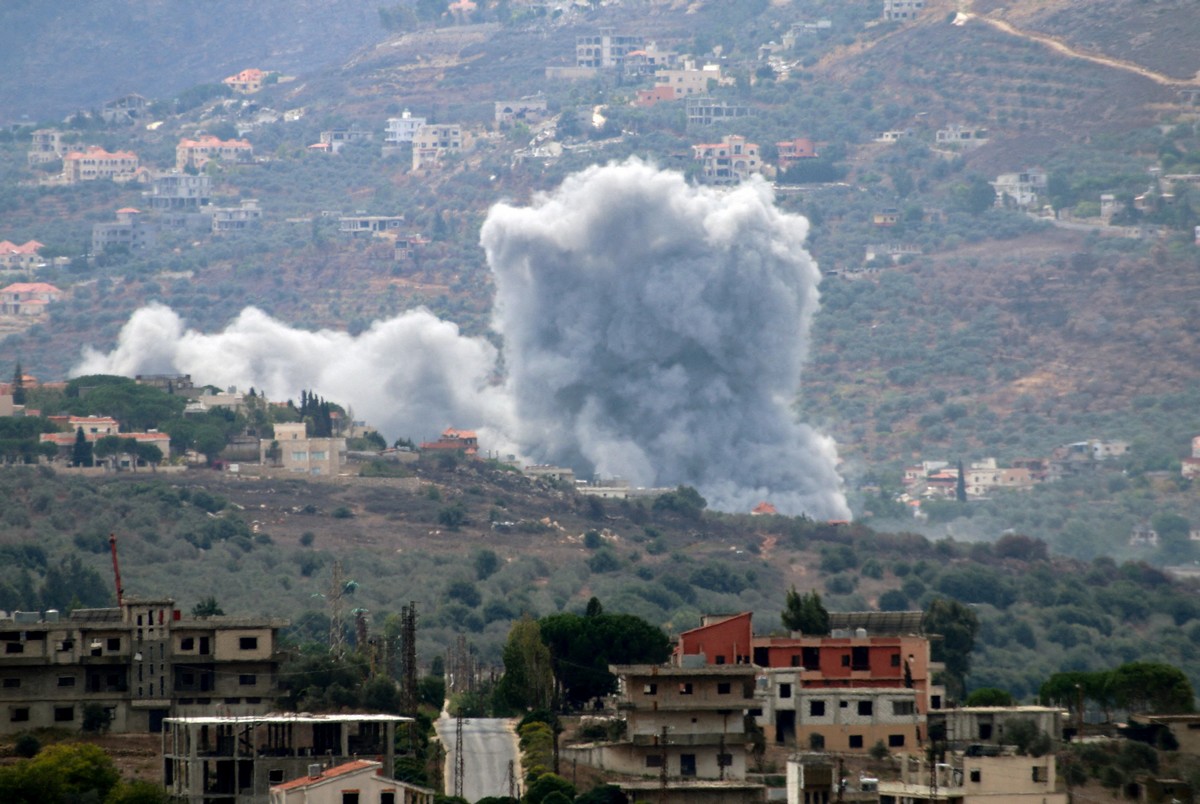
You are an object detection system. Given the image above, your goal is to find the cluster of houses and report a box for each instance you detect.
[901,439,1131,506]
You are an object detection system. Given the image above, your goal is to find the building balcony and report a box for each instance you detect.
[630,732,744,747]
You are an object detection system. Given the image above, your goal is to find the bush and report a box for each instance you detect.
[331,506,353,519]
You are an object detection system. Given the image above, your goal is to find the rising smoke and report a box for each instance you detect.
[77,160,847,518]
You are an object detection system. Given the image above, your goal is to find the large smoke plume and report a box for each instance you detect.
[77,160,848,518]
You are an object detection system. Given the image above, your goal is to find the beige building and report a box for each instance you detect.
[176,135,254,171]
[760,676,923,753]
[28,129,67,165]
[165,714,410,804]
[270,759,434,804]
[655,63,731,99]
[61,146,140,183]
[0,598,284,736]
[224,68,267,93]
[933,706,1065,750]
[693,135,761,185]
[576,30,644,69]
[412,124,464,171]
[879,751,1066,804]
[261,421,346,477]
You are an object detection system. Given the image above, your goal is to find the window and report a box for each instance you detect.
[680,754,697,777]
[802,647,820,668]
[11,707,29,722]
[748,707,763,717]
[715,655,726,665]
[969,769,981,783]
[779,683,792,699]
[848,735,863,749]
[291,451,308,461]
[224,697,240,704]
[2,678,18,688]
[810,700,826,717]
[891,653,901,667]
[851,647,870,671]
[239,636,258,650]
[268,770,284,784]
[979,724,993,740]
[840,654,850,667]
[1032,766,1047,783]
[180,637,194,651]
[645,755,663,768]
[809,733,825,750]
[889,734,905,747]
[54,706,74,722]
[239,674,257,686]
[791,655,801,667]
[643,683,657,695]
[892,700,915,716]
[717,682,731,695]
[310,451,327,460]
[718,753,733,767]
[107,638,120,651]
[57,639,73,652]
[58,676,75,687]
[679,683,693,695]
[342,793,359,804]
[931,695,942,710]
[857,701,873,717]
[381,793,396,804]
[5,643,23,654]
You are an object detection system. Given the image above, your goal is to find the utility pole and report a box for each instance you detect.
[507,759,517,800]
[454,713,465,799]
[328,561,347,657]
[837,757,845,803]
[400,602,417,714]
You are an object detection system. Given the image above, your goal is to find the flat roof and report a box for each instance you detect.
[166,713,412,725]
[612,664,757,677]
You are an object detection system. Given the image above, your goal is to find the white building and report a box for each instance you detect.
[262,422,346,476]
[271,759,434,804]
[385,110,427,145]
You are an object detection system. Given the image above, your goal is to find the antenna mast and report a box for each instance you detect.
[109,534,124,606]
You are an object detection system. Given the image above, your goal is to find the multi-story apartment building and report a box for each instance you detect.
[61,146,140,183]
[692,135,761,185]
[209,200,263,233]
[879,751,1066,804]
[92,208,157,254]
[176,135,254,172]
[883,0,925,21]
[0,598,285,735]
[146,172,212,211]
[576,29,644,69]
[164,713,410,803]
[0,240,45,270]
[385,110,427,145]
[28,129,67,165]
[411,124,463,171]
[261,422,346,477]
[224,68,267,94]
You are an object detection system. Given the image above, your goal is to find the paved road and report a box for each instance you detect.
[437,714,520,802]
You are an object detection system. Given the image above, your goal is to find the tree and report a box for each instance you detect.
[71,427,92,467]
[923,598,979,701]
[965,688,1015,707]
[105,780,173,804]
[1110,662,1194,714]
[526,773,575,804]
[1001,718,1052,757]
[82,701,113,733]
[955,459,967,502]
[26,742,120,802]
[782,587,830,635]
[192,597,224,617]
[495,617,554,712]
[11,361,25,405]
[135,442,163,468]
[652,485,707,520]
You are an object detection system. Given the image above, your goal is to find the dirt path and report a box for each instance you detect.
[961,2,1200,87]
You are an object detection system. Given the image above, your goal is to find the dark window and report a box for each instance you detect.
[239,637,258,650]
[645,755,663,768]
[268,770,284,784]
[57,639,73,652]
[58,676,75,687]
[717,682,731,695]
[891,653,901,667]
[893,700,915,716]
[889,734,905,747]
[779,683,792,699]
[748,707,763,717]
[246,697,262,704]
[979,724,993,740]
[54,706,74,722]
[1032,766,1047,783]
[680,754,697,776]
[11,707,29,722]
[858,701,873,716]
[107,638,120,651]
[970,769,981,783]
[342,794,359,804]
[5,643,23,654]
[840,654,850,667]
[2,678,18,688]
[381,794,396,804]
[851,647,870,671]
[718,753,733,767]
[224,697,240,704]
[180,637,194,651]
[802,647,820,668]
[239,674,256,686]
[715,655,726,665]
[809,733,825,750]
[791,655,801,667]
[932,695,942,709]
[848,735,863,749]
[643,683,657,695]
[679,683,693,695]
[810,700,826,717]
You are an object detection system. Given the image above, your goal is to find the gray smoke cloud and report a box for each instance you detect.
[76,160,847,518]
[482,160,847,518]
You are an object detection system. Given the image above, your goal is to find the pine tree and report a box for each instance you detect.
[956,459,967,502]
[11,361,25,405]
[71,428,93,467]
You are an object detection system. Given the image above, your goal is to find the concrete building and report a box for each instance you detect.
[776,138,819,170]
[879,751,1066,804]
[164,714,409,803]
[209,200,263,233]
[933,706,1065,750]
[146,172,213,211]
[93,208,156,253]
[687,97,751,128]
[224,68,267,94]
[0,240,45,270]
[693,135,761,185]
[884,0,926,21]
[338,215,406,235]
[0,598,284,736]
[318,126,374,154]
[495,96,549,125]
[270,759,434,804]
[0,281,62,316]
[261,421,346,476]
[28,129,67,165]
[936,125,989,148]
[419,428,478,456]
[655,63,731,99]
[412,124,463,171]
[991,170,1048,209]
[61,146,140,183]
[176,135,254,172]
[576,30,644,69]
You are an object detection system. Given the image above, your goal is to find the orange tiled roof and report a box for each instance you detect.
[1,282,62,294]
[62,145,138,161]
[752,502,778,515]
[178,135,252,149]
[272,760,379,792]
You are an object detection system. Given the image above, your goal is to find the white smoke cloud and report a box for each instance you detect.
[76,160,848,518]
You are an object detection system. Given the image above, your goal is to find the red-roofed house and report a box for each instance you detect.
[176,135,254,171]
[776,138,818,170]
[751,501,778,516]
[61,146,140,183]
[0,282,62,315]
[420,427,479,456]
[634,85,676,107]
[270,760,434,804]
[0,240,45,270]
[223,68,267,93]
